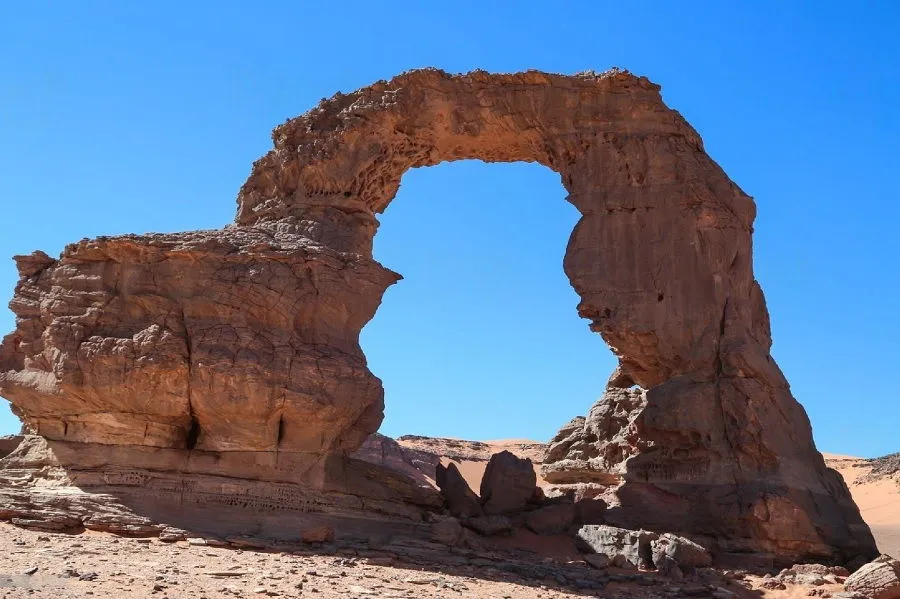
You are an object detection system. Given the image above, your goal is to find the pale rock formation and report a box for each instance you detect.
[844,555,900,599]
[0,67,877,563]
[651,533,713,571]
[576,524,658,569]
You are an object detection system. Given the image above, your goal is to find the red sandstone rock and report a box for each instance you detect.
[480,451,537,515]
[525,503,576,536]
[0,68,878,564]
[436,462,483,518]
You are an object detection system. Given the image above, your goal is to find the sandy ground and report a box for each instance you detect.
[0,524,595,599]
[0,522,850,599]
[823,453,900,558]
[0,440,894,598]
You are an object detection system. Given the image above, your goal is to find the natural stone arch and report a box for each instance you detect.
[0,68,876,563]
[238,68,760,393]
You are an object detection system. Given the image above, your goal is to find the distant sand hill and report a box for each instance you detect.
[823,452,900,558]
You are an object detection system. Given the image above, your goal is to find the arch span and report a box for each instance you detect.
[0,69,876,563]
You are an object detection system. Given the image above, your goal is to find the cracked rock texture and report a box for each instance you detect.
[0,68,877,564]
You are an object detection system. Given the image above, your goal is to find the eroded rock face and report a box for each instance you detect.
[844,555,900,599]
[0,68,877,563]
[351,432,439,488]
[0,226,393,453]
[436,462,483,518]
[480,450,537,515]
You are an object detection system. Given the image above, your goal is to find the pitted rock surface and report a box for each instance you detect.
[0,68,877,563]
[844,555,900,599]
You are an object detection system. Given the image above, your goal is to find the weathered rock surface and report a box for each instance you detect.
[464,515,514,537]
[436,462,483,518]
[351,432,439,488]
[0,434,22,458]
[844,556,900,599]
[543,368,645,486]
[480,451,537,515]
[576,524,658,569]
[428,514,464,546]
[0,67,877,563]
[545,367,875,564]
[525,503,576,536]
[0,435,440,539]
[651,533,713,571]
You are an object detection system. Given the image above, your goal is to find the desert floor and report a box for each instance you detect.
[0,442,895,598]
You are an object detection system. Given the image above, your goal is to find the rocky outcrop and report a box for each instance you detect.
[844,555,900,599]
[0,68,877,563]
[480,451,537,515]
[0,435,440,539]
[0,435,22,458]
[525,503,576,535]
[351,432,439,488]
[435,462,483,518]
[576,524,658,569]
[544,370,875,564]
[651,533,713,571]
[543,368,645,486]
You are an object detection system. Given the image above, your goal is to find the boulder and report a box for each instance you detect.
[301,526,335,544]
[435,462,483,518]
[524,503,576,535]
[464,515,514,537]
[583,553,611,570]
[844,555,900,599]
[480,451,536,515]
[429,515,463,546]
[651,533,713,571]
[576,525,658,569]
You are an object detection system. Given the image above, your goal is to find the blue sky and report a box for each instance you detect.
[1,2,897,457]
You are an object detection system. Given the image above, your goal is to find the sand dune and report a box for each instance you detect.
[823,453,900,558]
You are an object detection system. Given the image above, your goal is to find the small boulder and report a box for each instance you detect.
[158,527,188,542]
[430,515,463,546]
[525,503,576,535]
[584,553,611,570]
[436,462,483,518]
[575,497,607,526]
[465,515,514,537]
[301,525,335,544]
[576,524,658,569]
[480,451,536,515]
[650,533,712,571]
[844,555,900,599]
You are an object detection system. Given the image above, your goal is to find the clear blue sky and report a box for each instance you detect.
[1,2,898,457]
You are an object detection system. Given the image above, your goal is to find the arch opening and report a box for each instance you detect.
[360,159,617,441]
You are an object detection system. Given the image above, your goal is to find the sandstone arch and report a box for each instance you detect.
[0,68,877,563]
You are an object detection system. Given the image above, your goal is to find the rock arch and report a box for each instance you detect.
[0,69,876,563]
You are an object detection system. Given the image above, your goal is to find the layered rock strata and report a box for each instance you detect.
[0,68,877,563]
[544,370,876,564]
